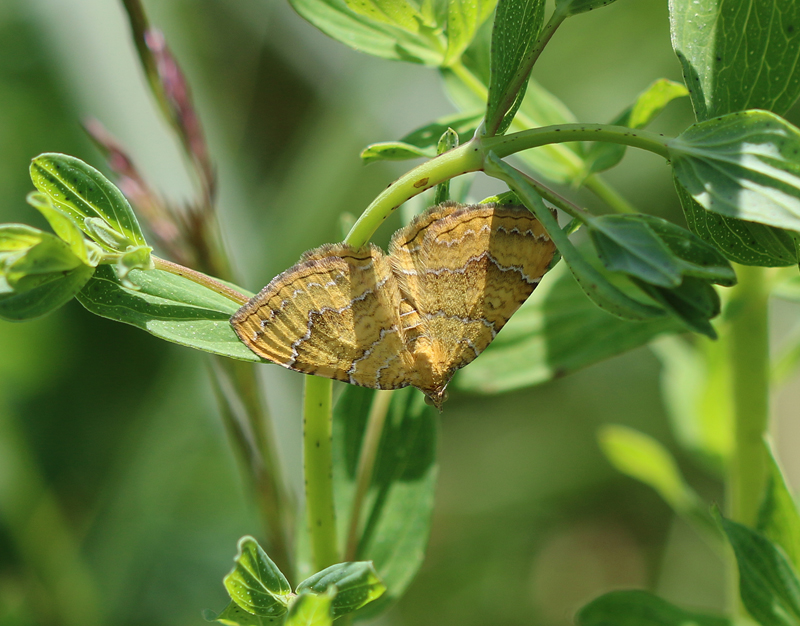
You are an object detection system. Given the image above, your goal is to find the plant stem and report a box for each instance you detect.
[727,264,771,526]
[345,390,393,561]
[484,124,672,160]
[152,255,248,305]
[304,376,339,570]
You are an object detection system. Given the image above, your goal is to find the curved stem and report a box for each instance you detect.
[152,255,248,305]
[304,376,339,570]
[484,124,672,160]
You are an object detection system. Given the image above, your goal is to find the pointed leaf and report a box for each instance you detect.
[632,276,720,339]
[75,265,260,361]
[758,442,800,573]
[670,111,800,233]
[223,536,292,618]
[557,0,620,18]
[720,514,800,626]
[577,589,731,626]
[360,142,434,164]
[485,0,546,135]
[296,562,386,617]
[30,153,147,250]
[26,192,100,267]
[444,0,497,65]
[0,265,95,321]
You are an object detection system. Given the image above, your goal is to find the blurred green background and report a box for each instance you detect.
[1,1,799,625]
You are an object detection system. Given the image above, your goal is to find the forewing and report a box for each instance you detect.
[231,243,414,389]
[389,203,556,372]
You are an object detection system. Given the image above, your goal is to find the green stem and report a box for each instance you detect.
[152,255,248,305]
[727,264,771,527]
[344,390,393,561]
[484,124,672,160]
[304,376,339,570]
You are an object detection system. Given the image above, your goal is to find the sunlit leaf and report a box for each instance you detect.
[29,153,147,251]
[296,561,386,616]
[444,0,497,65]
[669,0,800,121]
[26,192,100,267]
[485,0,546,135]
[223,536,292,618]
[285,591,335,626]
[670,111,800,234]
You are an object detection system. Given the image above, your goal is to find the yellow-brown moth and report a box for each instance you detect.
[231,202,556,410]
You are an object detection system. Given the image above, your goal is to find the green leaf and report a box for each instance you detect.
[758,441,800,573]
[26,192,101,267]
[588,216,685,288]
[669,110,800,234]
[343,0,424,32]
[285,591,335,626]
[454,261,681,394]
[360,110,483,164]
[0,224,84,289]
[633,276,720,339]
[207,602,283,626]
[588,214,736,289]
[332,386,437,617]
[223,536,292,618]
[360,142,433,164]
[29,153,147,251]
[0,265,95,322]
[444,0,497,65]
[669,0,800,121]
[719,514,800,626]
[75,265,261,361]
[650,335,732,473]
[677,182,799,267]
[485,0,546,135]
[486,153,668,320]
[583,79,688,178]
[577,589,731,626]
[598,425,718,539]
[296,562,386,616]
[287,0,443,65]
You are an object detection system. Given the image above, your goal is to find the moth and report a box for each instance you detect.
[231,202,555,410]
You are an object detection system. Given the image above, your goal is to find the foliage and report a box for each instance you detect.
[2,0,800,624]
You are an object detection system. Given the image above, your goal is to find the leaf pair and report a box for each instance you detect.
[214,536,386,626]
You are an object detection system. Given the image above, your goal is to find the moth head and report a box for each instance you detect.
[424,386,449,412]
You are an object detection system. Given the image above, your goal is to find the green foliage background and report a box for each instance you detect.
[1,1,800,625]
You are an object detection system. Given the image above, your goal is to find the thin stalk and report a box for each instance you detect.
[303,376,339,570]
[484,124,672,160]
[727,264,771,527]
[345,390,394,561]
[152,255,248,305]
